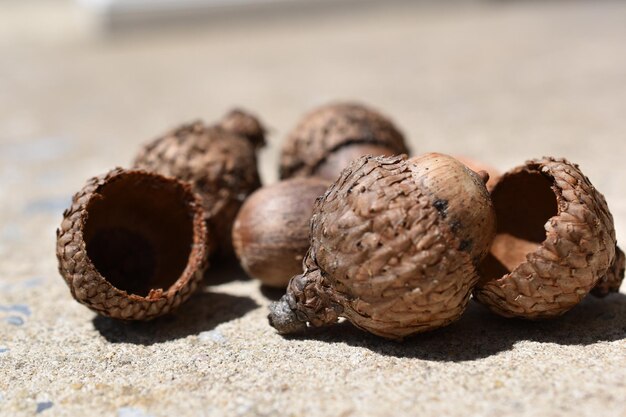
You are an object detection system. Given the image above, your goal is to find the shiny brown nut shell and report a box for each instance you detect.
[453,155,501,192]
[232,177,330,288]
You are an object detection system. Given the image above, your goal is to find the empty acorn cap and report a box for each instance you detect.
[269,154,496,340]
[56,168,208,320]
[475,157,624,318]
[133,110,264,255]
[279,102,409,179]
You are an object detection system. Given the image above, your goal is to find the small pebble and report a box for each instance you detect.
[5,316,24,326]
[23,278,44,288]
[198,329,227,344]
[36,401,53,414]
[0,304,31,315]
[0,346,9,354]
[117,406,154,417]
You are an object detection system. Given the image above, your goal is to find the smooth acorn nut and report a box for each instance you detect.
[475,157,625,318]
[279,102,409,181]
[232,177,330,288]
[269,153,496,340]
[453,155,500,192]
[56,168,208,320]
[133,109,265,256]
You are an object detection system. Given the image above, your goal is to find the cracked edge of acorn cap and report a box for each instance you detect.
[475,156,621,318]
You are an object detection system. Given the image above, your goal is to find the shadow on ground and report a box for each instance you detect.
[260,285,285,301]
[291,292,626,362]
[93,290,258,345]
[204,255,251,286]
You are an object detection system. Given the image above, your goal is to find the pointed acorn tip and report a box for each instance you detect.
[268,295,307,335]
[477,170,490,185]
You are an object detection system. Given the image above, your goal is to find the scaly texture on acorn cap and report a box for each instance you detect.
[56,168,208,320]
[218,108,266,149]
[475,157,624,318]
[269,153,496,340]
[133,110,264,255]
[279,102,409,179]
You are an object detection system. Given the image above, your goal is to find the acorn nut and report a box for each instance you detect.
[269,153,496,340]
[133,109,265,256]
[56,168,208,320]
[279,102,409,181]
[453,155,500,192]
[476,157,625,318]
[232,177,330,288]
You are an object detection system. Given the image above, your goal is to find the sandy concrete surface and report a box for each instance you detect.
[1,1,626,416]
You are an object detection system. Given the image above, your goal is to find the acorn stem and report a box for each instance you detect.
[268,295,308,335]
[268,266,342,334]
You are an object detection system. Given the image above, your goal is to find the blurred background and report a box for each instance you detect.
[1,0,626,271]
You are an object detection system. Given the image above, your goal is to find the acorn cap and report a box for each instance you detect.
[475,157,624,318]
[133,110,264,255]
[269,154,496,340]
[217,108,266,149]
[592,246,625,297]
[56,168,208,320]
[279,102,409,179]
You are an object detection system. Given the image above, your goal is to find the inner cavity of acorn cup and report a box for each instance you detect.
[83,174,194,297]
[480,170,558,281]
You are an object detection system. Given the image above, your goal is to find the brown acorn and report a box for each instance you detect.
[269,153,496,340]
[232,177,330,288]
[56,168,208,320]
[279,102,409,181]
[453,155,501,192]
[475,157,625,318]
[133,109,265,256]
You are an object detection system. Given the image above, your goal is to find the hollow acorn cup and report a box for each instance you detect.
[476,157,625,318]
[232,177,330,288]
[269,153,496,340]
[279,102,410,181]
[56,168,208,320]
[133,109,265,256]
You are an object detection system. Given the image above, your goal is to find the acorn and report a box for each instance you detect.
[133,109,265,256]
[475,157,625,318]
[279,102,410,181]
[232,177,330,288]
[453,155,500,192]
[269,153,496,340]
[56,168,208,320]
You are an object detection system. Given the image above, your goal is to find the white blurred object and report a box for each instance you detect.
[77,0,363,31]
